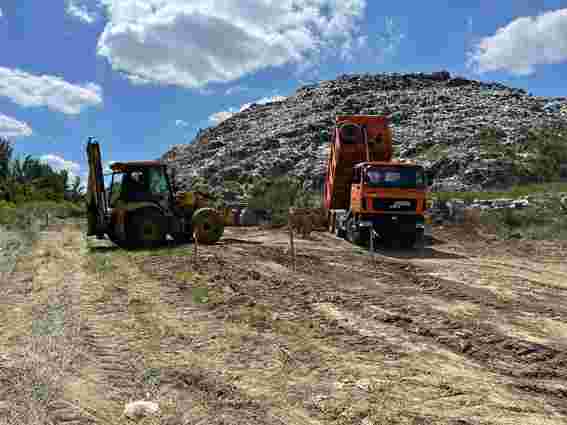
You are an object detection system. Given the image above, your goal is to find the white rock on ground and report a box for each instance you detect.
[123,400,160,420]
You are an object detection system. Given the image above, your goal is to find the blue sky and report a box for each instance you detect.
[1,0,566,187]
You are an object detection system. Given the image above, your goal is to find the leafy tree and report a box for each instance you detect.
[247,176,320,223]
[0,142,80,205]
[0,137,13,180]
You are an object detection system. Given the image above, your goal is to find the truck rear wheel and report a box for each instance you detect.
[127,209,167,249]
[346,219,368,246]
[400,233,417,249]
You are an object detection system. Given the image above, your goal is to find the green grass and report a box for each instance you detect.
[430,182,567,241]
[32,303,66,337]
[430,182,567,203]
[480,204,567,240]
[0,200,85,228]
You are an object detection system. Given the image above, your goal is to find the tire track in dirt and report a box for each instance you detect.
[87,247,333,425]
[174,228,567,418]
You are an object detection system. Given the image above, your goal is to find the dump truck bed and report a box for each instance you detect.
[324,115,393,210]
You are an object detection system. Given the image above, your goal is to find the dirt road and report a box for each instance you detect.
[1,222,566,424]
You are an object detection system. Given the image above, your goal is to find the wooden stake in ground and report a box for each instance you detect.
[370,229,377,269]
[193,231,199,267]
[288,221,296,272]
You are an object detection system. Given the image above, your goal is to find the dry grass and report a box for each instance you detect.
[0,228,88,425]
[499,314,567,346]
[1,224,566,424]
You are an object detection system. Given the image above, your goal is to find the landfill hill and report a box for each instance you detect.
[161,71,567,195]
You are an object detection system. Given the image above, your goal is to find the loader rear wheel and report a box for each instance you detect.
[192,208,224,244]
[127,209,166,249]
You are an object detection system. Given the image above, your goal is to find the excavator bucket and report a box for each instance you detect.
[86,138,108,237]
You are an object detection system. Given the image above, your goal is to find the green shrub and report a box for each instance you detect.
[246,176,321,224]
[479,198,566,240]
[0,200,16,209]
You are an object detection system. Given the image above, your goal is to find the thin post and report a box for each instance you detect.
[288,221,296,272]
[45,212,49,228]
[370,229,376,268]
[192,231,198,267]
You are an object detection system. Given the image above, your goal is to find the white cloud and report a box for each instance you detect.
[175,119,188,127]
[0,67,103,115]
[0,114,33,138]
[209,95,286,124]
[468,8,567,75]
[66,0,97,24]
[96,0,367,88]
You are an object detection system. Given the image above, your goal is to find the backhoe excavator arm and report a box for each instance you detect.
[86,138,108,237]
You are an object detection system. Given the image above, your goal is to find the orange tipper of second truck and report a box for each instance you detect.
[324,115,428,248]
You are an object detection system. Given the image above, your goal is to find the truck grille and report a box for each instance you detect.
[373,198,416,212]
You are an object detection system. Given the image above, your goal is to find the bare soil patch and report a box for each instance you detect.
[1,222,566,424]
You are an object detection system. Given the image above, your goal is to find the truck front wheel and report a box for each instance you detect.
[336,221,346,239]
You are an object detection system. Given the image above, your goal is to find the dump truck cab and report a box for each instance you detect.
[344,160,427,247]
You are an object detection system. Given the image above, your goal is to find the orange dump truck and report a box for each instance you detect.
[324,115,428,248]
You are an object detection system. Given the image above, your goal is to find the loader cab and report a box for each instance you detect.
[109,161,173,210]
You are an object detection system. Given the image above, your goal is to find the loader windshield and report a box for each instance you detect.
[109,166,170,206]
[365,166,425,189]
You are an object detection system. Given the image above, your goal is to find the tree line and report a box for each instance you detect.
[0,137,84,205]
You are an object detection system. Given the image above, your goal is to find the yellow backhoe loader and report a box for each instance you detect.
[86,137,224,249]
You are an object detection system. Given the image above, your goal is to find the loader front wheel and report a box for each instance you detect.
[192,208,224,244]
[127,209,167,249]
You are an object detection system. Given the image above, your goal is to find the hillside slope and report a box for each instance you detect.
[161,71,567,194]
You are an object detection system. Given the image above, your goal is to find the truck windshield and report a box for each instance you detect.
[365,166,425,188]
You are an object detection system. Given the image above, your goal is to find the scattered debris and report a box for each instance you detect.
[123,400,160,420]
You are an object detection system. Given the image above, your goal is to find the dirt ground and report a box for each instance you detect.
[1,221,567,424]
